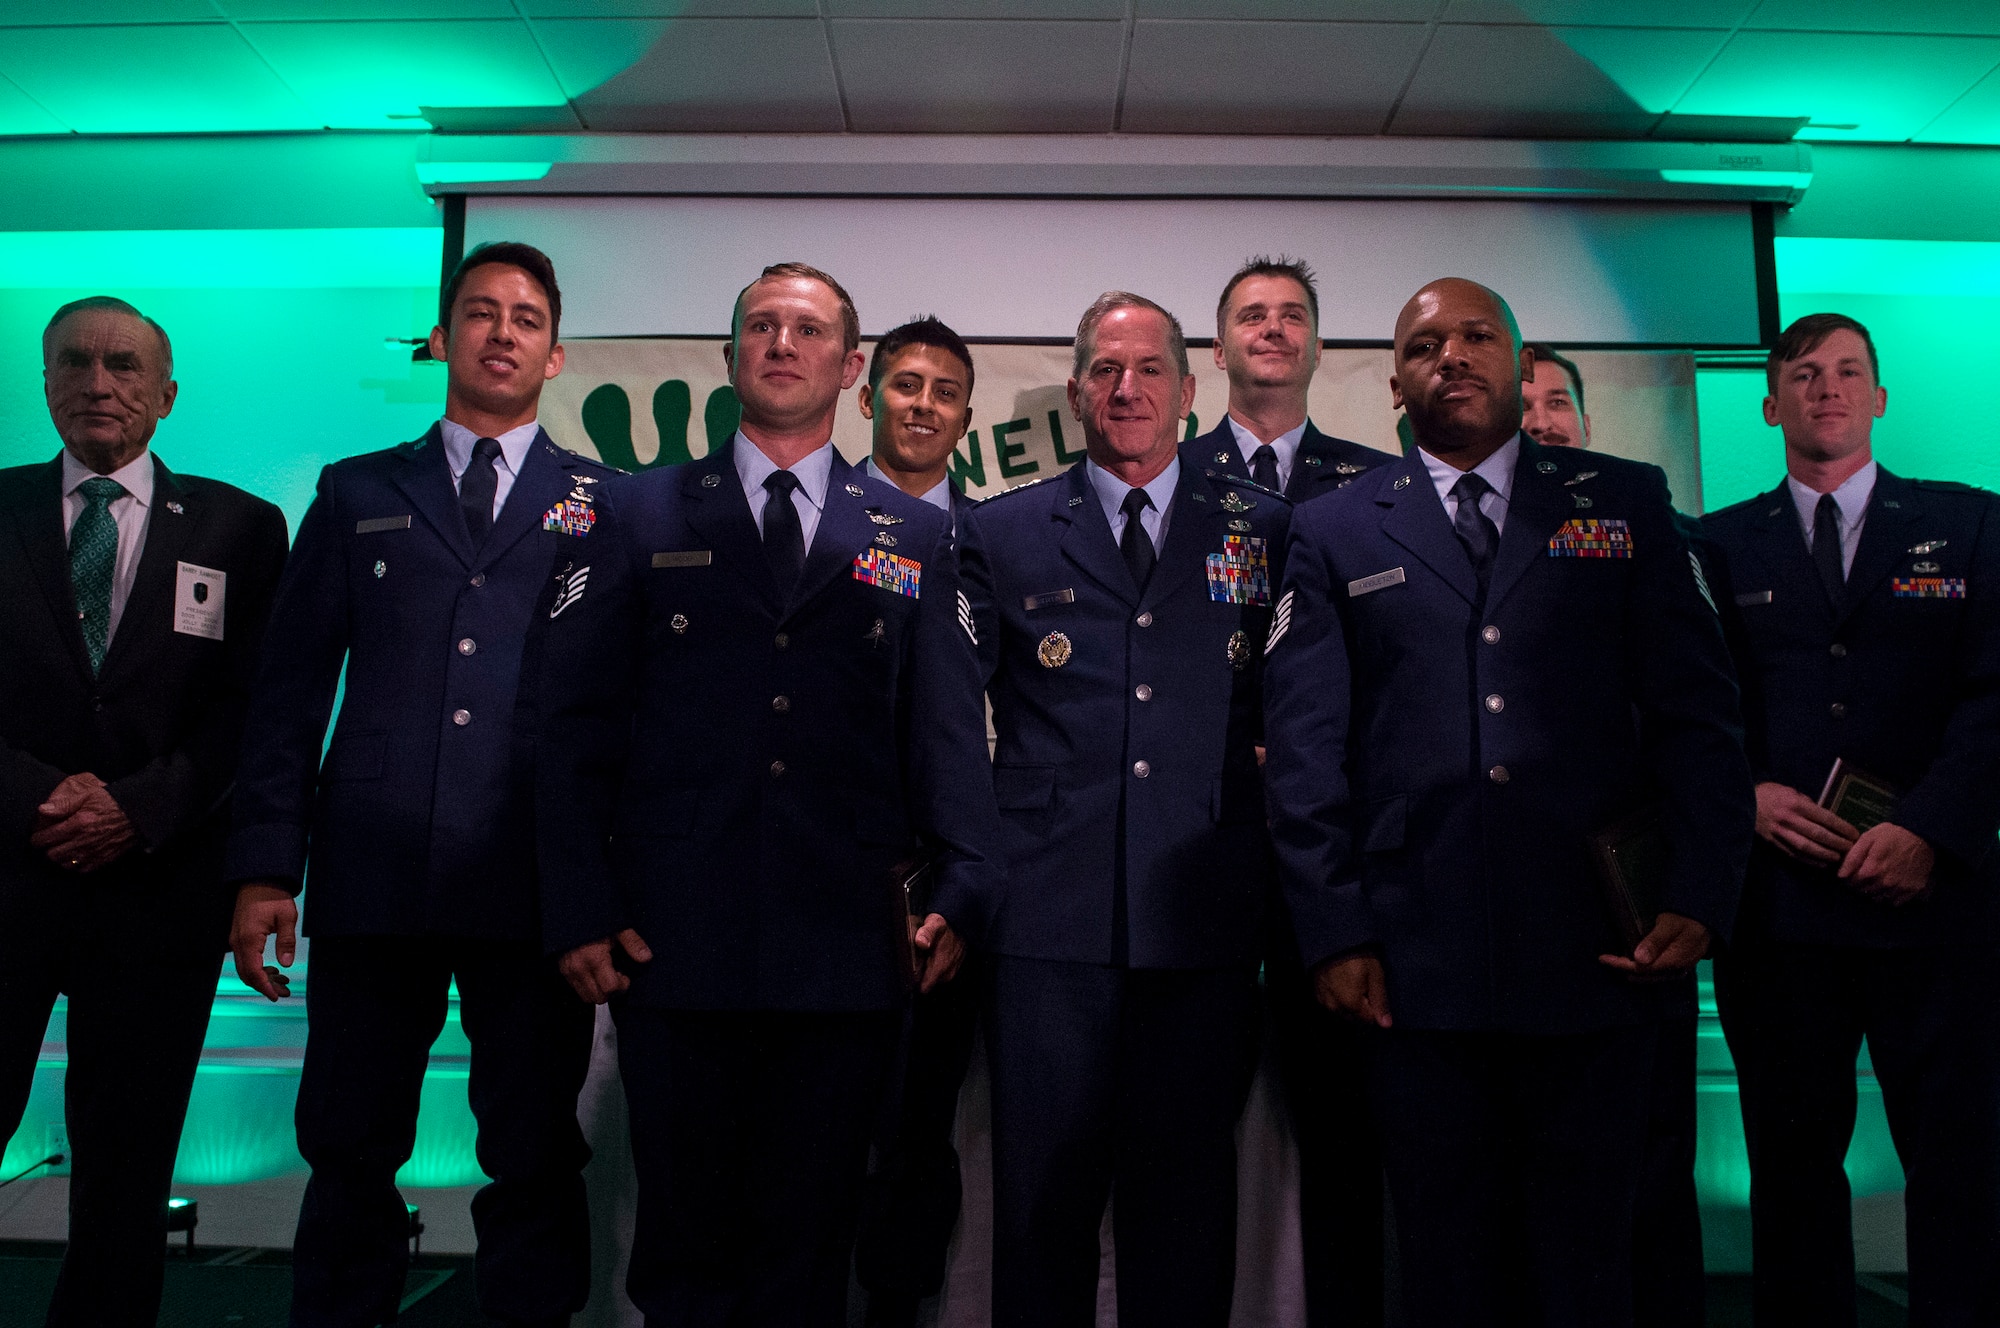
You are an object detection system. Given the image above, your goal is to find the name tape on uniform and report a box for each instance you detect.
[355,515,410,534]
[1348,567,1406,597]
[174,562,226,640]
[1024,588,1075,611]
[1734,590,1774,607]
[652,550,713,569]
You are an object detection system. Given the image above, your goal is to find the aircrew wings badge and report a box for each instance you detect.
[1547,518,1632,559]
[1206,535,1271,604]
[853,548,921,598]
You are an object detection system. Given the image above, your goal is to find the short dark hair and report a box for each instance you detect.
[870,316,974,399]
[1217,255,1320,339]
[43,296,173,377]
[1524,342,1585,417]
[1074,291,1189,380]
[440,241,561,339]
[734,262,861,353]
[1767,312,1879,391]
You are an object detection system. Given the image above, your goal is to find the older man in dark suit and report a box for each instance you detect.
[1265,278,1753,1327]
[0,296,288,1327]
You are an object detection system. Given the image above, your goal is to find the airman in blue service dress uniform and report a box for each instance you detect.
[961,292,1287,1328]
[1265,279,1752,1328]
[1188,257,1394,1328]
[1702,313,2000,1327]
[227,245,612,1328]
[534,266,1002,1328]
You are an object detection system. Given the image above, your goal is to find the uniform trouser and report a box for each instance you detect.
[1368,1022,1656,1328]
[1634,997,1705,1328]
[987,956,1262,1328]
[1266,958,1386,1328]
[612,1006,901,1328]
[0,931,221,1328]
[1713,939,2000,1328]
[291,935,595,1328]
[854,953,985,1315]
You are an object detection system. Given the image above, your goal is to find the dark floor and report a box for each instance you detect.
[0,1242,1914,1326]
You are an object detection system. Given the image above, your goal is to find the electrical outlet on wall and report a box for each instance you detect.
[43,1124,69,1176]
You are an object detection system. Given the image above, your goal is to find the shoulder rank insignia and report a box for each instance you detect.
[1207,535,1271,604]
[1038,631,1072,668]
[1910,539,1948,554]
[1563,471,1598,486]
[853,547,921,598]
[866,509,905,526]
[1219,490,1255,513]
[1548,518,1632,559]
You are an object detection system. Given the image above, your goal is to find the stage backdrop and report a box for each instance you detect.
[536,340,1704,513]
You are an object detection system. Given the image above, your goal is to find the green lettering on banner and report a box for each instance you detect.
[994,418,1038,479]
[582,381,699,471]
[705,385,741,451]
[652,380,693,467]
[951,431,987,490]
[1049,409,1085,465]
[1183,412,1200,442]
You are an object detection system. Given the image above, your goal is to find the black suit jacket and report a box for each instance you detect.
[1187,418,1391,504]
[1705,468,2000,948]
[0,453,288,950]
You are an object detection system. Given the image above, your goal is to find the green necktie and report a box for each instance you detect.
[70,475,123,674]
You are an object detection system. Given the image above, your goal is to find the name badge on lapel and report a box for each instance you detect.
[1206,535,1271,605]
[174,562,226,640]
[1547,518,1633,559]
[853,548,922,598]
[1348,567,1405,597]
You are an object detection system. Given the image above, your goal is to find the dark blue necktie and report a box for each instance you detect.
[1251,444,1280,493]
[460,436,502,546]
[1120,488,1156,592]
[1812,493,1847,609]
[763,470,805,594]
[1450,472,1499,593]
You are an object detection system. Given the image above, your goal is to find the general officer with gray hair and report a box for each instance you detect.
[961,290,1288,1327]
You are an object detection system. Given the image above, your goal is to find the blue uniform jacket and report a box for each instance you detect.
[1704,469,2000,948]
[225,425,619,942]
[1265,436,1753,1033]
[959,457,1289,970]
[1187,418,1391,504]
[533,442,1003,1013]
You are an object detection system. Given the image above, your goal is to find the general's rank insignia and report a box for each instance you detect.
[1227,629,1251,671]
[1038,631,1072,668]
[1548,518,1633,559]
[1206,535,1271,605]
[1219,491,1255,514]
[543,497,597,536]
[1892,577,1965,598]
[549,564,589,618]
[852,547,921,598]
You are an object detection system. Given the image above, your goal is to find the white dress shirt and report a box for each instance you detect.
[735,432,834,551]
[1419,433,1521,536]
[62,447,155,645]
[1226,415,1308,493]
[1086,456,1179,555]
[864,456,954,527]
[439,417,540,521]
[1788,460,1877,578]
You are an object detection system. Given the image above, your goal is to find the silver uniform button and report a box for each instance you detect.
[774,633,790,650]
[1485,694,1504,713]
[1488,765,1510,783]
[1830,643,1848,658]
[770,760,786,777]
[1133,760,1151,778]
[1482,625,1501,644]
[1830,702,1848,719]
[469,573,485,587]
[1135,685,1153,701]
[1136,612,1153,627]
[772,696,791,714]
[457,638,476,656]
[452,709,471,726]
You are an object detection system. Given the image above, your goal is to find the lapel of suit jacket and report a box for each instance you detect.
[791,452,876,619]
[1836,467,1923,627]
[681,440,782,619]
[1378,453,1479,606]
[389,424,475,568]
[8,455,92,681]
[1741,480,1826,618]
[1484,437,1572,615]
[474,428,571,572]
[1145,462,1229,610]
[98,456,195,684]
[1057,459,1139,607]
[1189,422,1249,482]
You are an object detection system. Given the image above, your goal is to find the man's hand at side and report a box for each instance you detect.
[31,772,137,872]
[912,913,964,993]
[559,929,654,1004]
[1600,911,1710,982]
[1839,822,1934,906]
[1754,781,1858,866]
[1313,951,1393,1028]
[231,883,298,1001]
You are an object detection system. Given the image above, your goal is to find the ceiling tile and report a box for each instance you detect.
[1393,23,1725,135]
[0,72,63,133]
[1442,0,1757,25]
[830,18,1124,133]
[243,20,568,128]
[536,17,844,131]
[1139,1,1434,17]
[829,1,1122,15]
[524,1,815,14]
[1122,20,1426,134]
[1742,0,2000,37]
[1916,67,2000,145]
[1675,31,2000,142]
[0,24,320,133]
[221,1,516,17]
[0,1,218,21]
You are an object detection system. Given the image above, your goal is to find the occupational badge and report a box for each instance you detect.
[670,614,688,634]
[874,531,898,548]
[1572,494,1594,509]
[1227,629,1251,672]
[1219,491,1255,514]
[1228,519,1252,532]
[1037,631,1073,668]
[373,560,386,579]
[1912,560,1942,574]
[1206,535,1272,605]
